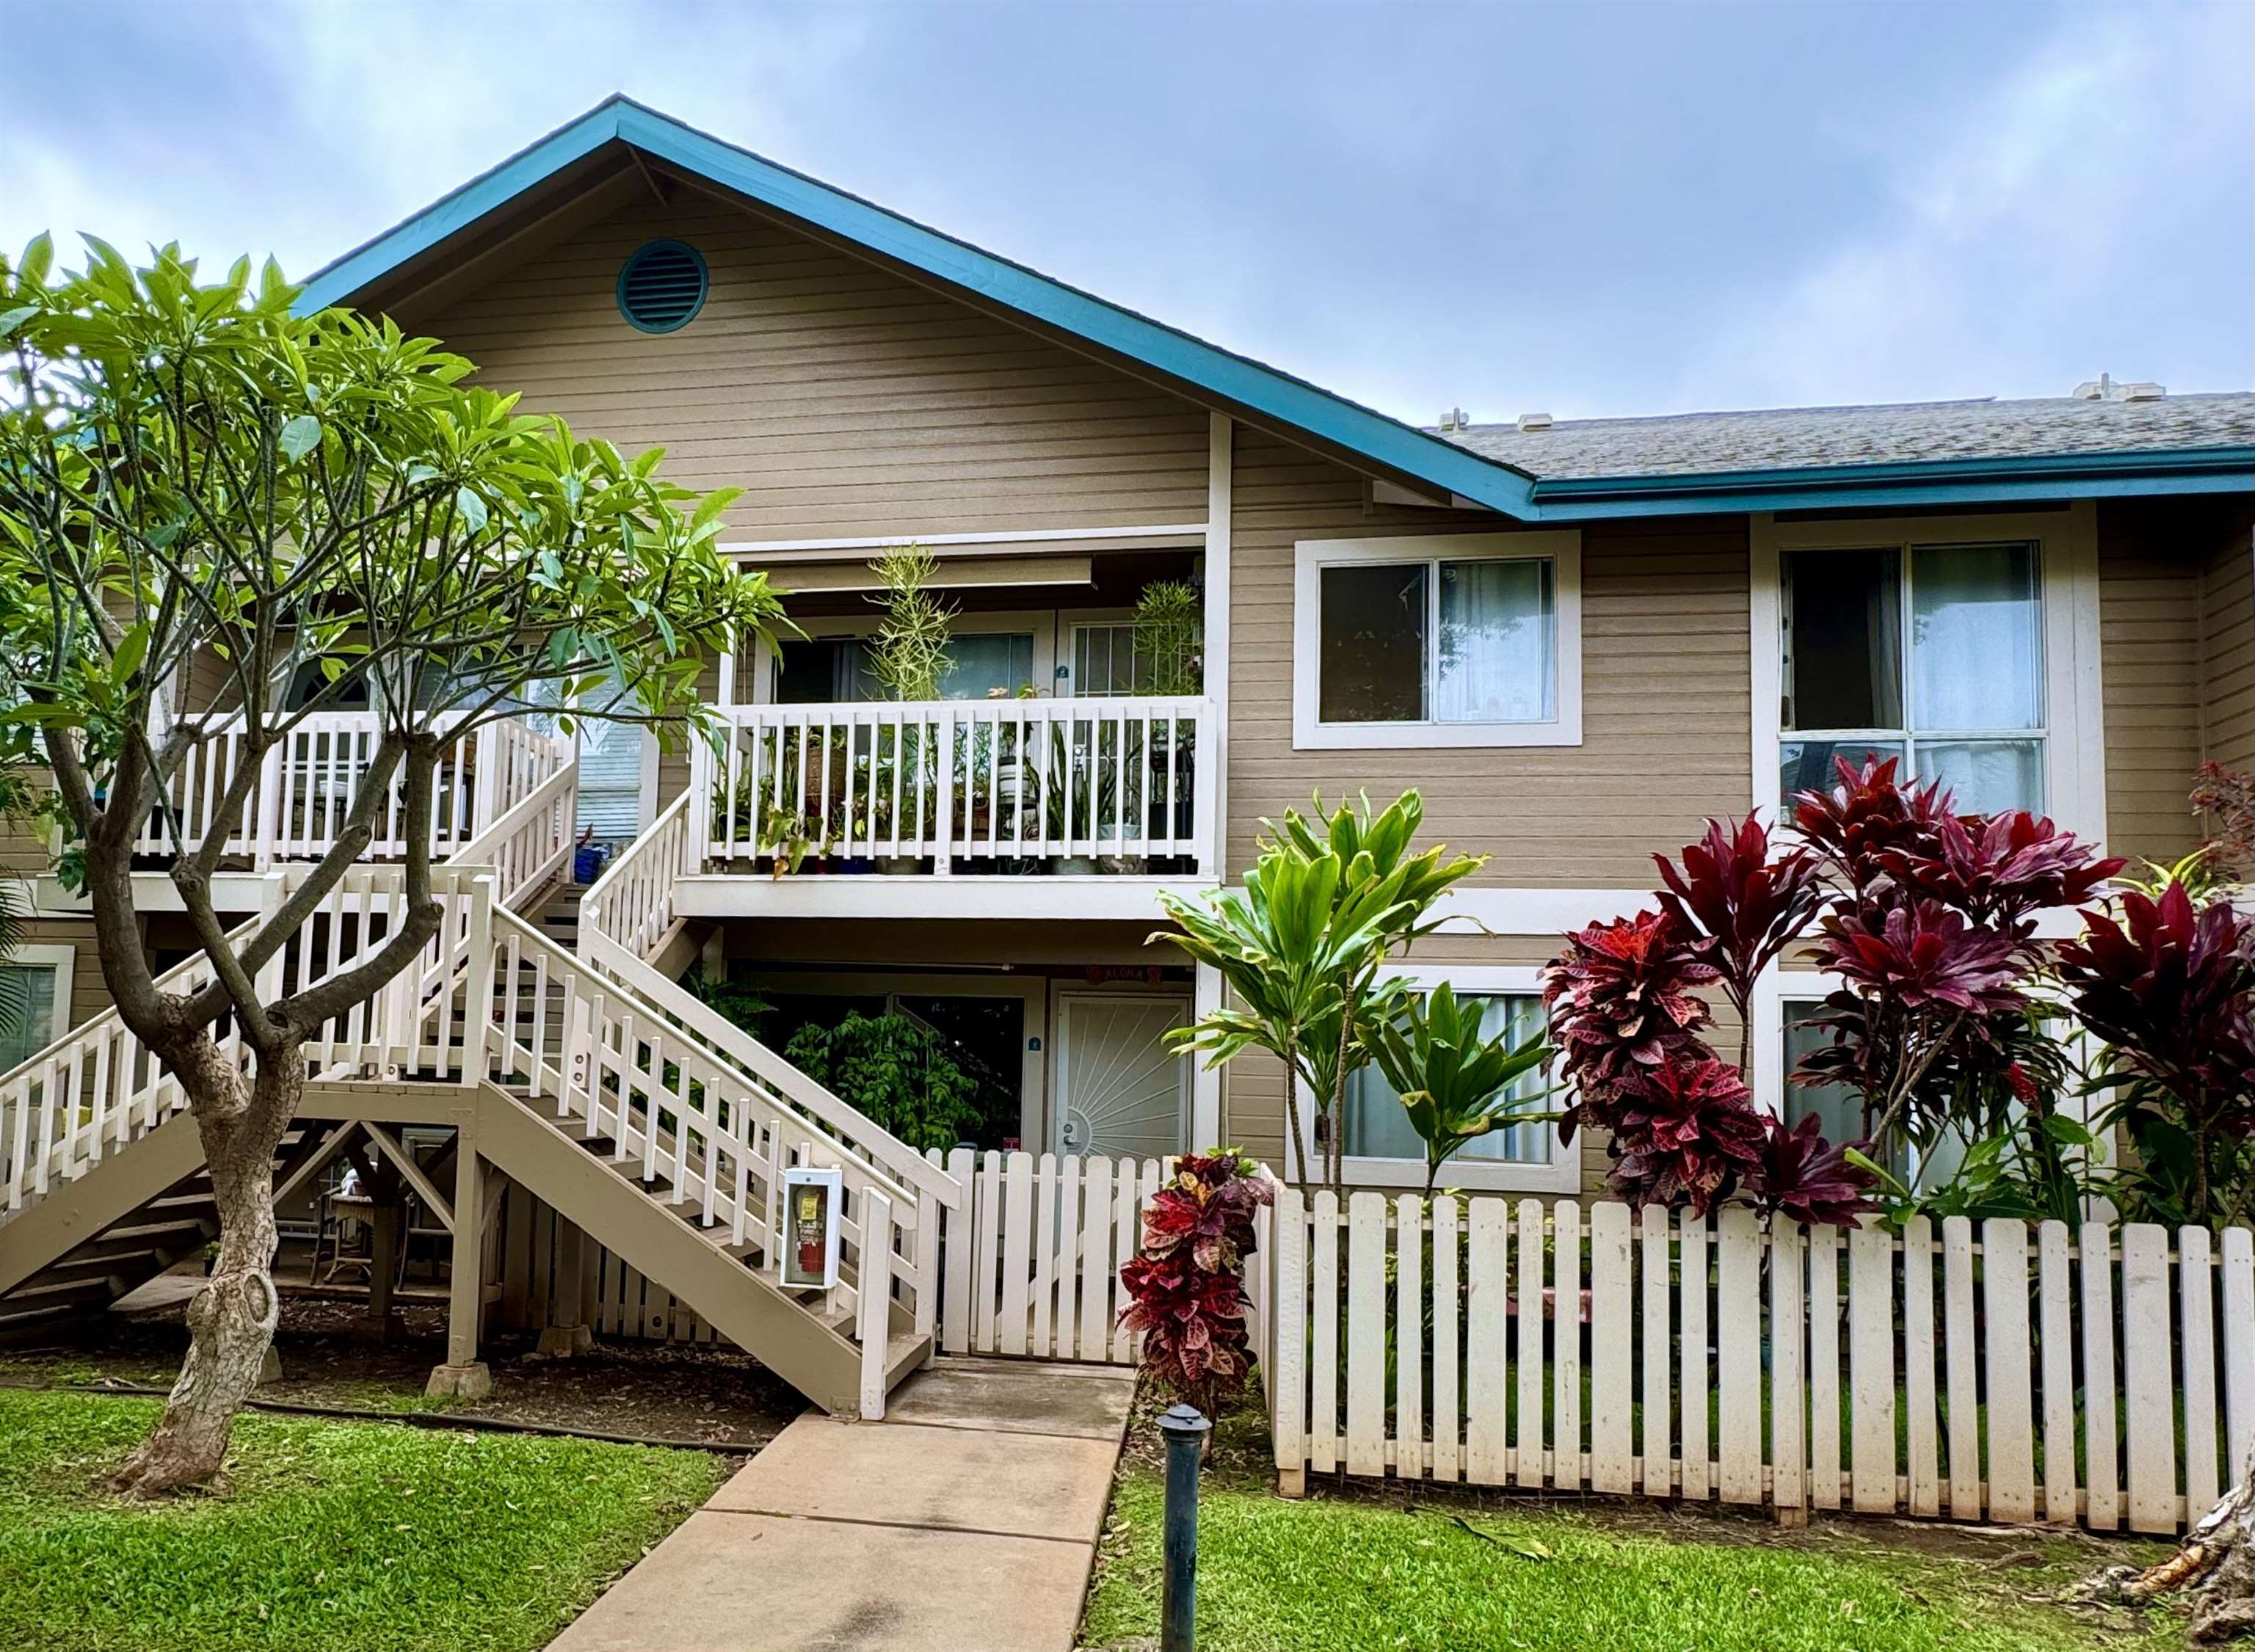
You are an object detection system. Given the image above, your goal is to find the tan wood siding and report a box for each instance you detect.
[422,200,1210,542]
[2099,517,2204,864]
[2201,525,2254,777]
[1225,424,1751,884]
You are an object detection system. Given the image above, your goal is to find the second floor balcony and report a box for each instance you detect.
[120,711,573,896]
[689,695,1216,887]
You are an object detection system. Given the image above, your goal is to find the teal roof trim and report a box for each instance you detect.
[297,98,2251,525]
[1522,445,2255,520]
[296,97,1543,520]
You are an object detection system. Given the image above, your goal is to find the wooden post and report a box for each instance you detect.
[537,1219,595,1356]
[427,1110,493,1399]
[352,1146,403,1344]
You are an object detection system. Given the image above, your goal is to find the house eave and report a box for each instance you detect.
[1522,445,2255,520]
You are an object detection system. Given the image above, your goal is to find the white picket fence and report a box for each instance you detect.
[501,1148,1277,1374]
[1267,1190,2255,1535]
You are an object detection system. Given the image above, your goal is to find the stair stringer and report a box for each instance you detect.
[0,1109,210,1298]
[471,1082,872,1416]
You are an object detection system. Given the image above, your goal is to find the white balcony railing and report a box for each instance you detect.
[694,696,1214,876]
[135,712,573,868]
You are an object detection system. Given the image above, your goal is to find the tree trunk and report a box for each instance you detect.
[110,1042,303,1499]
[2085,1446,2255,1644]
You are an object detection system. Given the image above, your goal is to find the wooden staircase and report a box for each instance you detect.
[0,1110,334,1342]
[473,1080,928,1413]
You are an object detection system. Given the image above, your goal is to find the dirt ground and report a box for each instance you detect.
[0,1278,806,1450]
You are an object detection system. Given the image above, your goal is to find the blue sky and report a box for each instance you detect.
[7,0,2248,423]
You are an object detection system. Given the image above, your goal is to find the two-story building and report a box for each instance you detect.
[5,94,2250,1251]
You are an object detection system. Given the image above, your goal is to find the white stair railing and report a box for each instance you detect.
[445,754,578,912]
[581,790,692,961]
[0,864,491,1213]
[482,903,937,1350]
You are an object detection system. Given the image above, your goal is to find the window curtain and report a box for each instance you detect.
[1909,544,2040,731]
[1436,559,1553,723]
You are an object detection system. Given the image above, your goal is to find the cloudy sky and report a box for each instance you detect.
[6,0,2248,423]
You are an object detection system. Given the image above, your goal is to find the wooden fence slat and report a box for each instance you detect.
[940,1148,973,1356]
[1771,1220,1806,1519]
[1902,1216,1941,1517]
[973,1150,1002,1354]
[1639,1209,1673,1497]
[1942,1216,1980,1518]
[2121,1224,2176,1533]
[1393,1193,1424,1482]
[1589,1201,1635,1495]
[2222,1226,2255,1493]
[1983,1218,2036,1524]
[1270,1189,1308,1494]
[999,1151,1033,1358]
[2037,1220,2077,1525]
[1310,1190,1340,1476]
[2081,1220,2123,1531]
[1553,1200,1583,1493]
[1053,1154,1081,1361]
[1078,1158,1114,1362]
[1031,1153,1058,1359]
[1514,1198,1546,1490]
[1467,1198,1511,1486]
[1716,1206,1762,1504]
[1848,1220,1898,1515]
[1345,1193,1387,1478]
[1118,1160,1157,1362]
[1680,1211,1711,1501]
[1808,1223,1840,1511]
[2179,1226,2219,1518]
[1432,1196,1462,1485]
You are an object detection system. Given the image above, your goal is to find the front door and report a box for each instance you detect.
[1053,991,1191,1160]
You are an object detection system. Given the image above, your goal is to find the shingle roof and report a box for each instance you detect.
[1435,392,2255,481]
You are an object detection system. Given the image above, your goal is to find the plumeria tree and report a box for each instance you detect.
[0,237,784,1495]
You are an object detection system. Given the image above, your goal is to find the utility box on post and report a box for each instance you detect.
[780,1166,843,1292]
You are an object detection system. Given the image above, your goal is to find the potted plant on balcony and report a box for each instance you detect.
[865,545,948,873]
[1133,579,1202,870]
[758,800,818,878]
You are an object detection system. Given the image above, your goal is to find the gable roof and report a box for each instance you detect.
[297,95,1541,519]
[302,96,2252,523]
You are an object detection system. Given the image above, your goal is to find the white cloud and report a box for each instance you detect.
[1679,4,2253,409]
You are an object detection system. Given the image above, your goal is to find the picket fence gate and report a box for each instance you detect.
[500,1150,1271,1369]
[919,1149,1273,1372]
[1268,1190,2254,1535]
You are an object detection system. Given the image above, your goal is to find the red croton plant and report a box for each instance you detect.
[1542,755,2123,1227]
[1118,1151,1274,1416]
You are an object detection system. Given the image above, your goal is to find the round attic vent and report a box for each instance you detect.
[616,240,707,333]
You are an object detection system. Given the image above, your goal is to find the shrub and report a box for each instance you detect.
[2057,879,2255,1229]
[780,1011,982,1153]
[1119,1151,1273,1416]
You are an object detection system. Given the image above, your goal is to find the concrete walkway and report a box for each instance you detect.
[550,1357,1138,1652]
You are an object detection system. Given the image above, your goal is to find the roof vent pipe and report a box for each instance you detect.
[2070,372,2165,402]
[1437,407,1470,431]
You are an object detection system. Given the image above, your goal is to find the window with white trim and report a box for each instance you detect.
[1782,539,2047,815]
[1293,533,1583,749]
[1343,992,1553,1164]
[1296,966,1580,1193]
[0,947,73,1074]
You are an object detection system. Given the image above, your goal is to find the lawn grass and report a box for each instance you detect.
[0,1388,722,1652]
[1083,1424,2189,1652]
